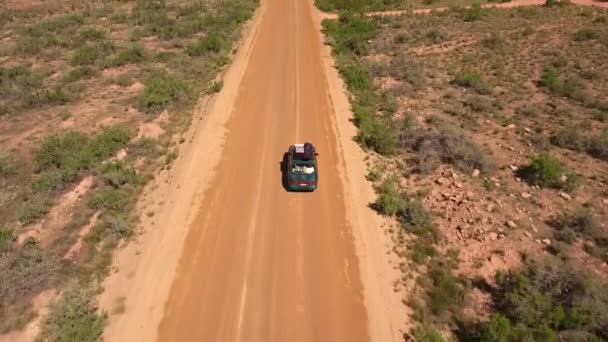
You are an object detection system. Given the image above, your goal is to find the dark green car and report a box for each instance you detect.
[284,143,318,192]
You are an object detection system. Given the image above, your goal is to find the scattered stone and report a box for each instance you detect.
[489,232,498,240]
[521,192,532,199]
[535,239,541,244]
[507,123,516,129]
[560,175,568,183]
[506,220,518,229]
[603,199,608,205]
[498,233,506,239]
[531,226,538,233]
[466,191,474,199]
[436,177,450,185]
[451,172,459,179]
[487,203,496,212]
[498,227,504,233]
[509,165,519,171]
[524,127,532,133]
[524,231,532,238]
[472,169,480,177]
[559,192,572,200]
[515,177,521,183]
[454,182,463,189]
[542,239,551,246]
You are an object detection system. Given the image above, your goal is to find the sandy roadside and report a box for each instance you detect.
[97,3,267,341]
[310,1,409,341]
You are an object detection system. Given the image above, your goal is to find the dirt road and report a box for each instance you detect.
[154,0,371,340]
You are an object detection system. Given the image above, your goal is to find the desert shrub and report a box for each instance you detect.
[466,260,608,341]
[518,153,578,190]
[355,107,396,154]
[425,29,447,44]
[71,46,100,66]
[33,127,131,192]
[464,1,482,21]
[587,129,608,161]
[408,123,492,174]
[453,70,490,94]
[550,125,587,151]
[102,214,133,239]
[98,162,138,188]
[573,28,599,41]
[427,264,465,315]
[374,177,401,216]
[322,13,377,57]
[0,229,12,254]
[592,111,608,123]
[19,193,52,225]
[77,28,105,42]
[23,88,70,107]
[88,189,129,212]
[0,152,17,177]
[0,243,62,311]
[465,94,492,113]
[412,325,445,342]
[553,208,607,258]
[40,286,106,342]
[186,33,224,56]
[341,63,371,93]
[388,54,426,90]
[540,69,585,100]
[208,80,223,94]
[63,66,96,83]
[139,73,189,112]
[112,46,145,66]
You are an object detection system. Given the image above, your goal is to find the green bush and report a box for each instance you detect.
[374,177,401,216]
[186,33,224,56]
[102,214,133,238]
[23,88,70,107]
[467,260,608,341]
[517,153,575,189]
[453,70,490,94]
[139,73,189,112]
[33,127,130,192]
[76,28,106,44]
[208,80,223,94]
[412,325,445,342]
[40,286,106,342]
[71,46,100,66]
[112,46,145,66]
[356,111,396,155]
[322,14,377,57]
[88,189,129,212]
[573,28,599,41]
[464,1,482,21]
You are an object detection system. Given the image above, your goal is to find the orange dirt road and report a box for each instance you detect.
[155,0,371,341]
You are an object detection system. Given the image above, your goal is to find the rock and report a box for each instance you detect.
[515,177,521,182]
[451,172,459,179]
[532,226,538,233]
[436,177,450,185]
[506,220,518,229]
[487,203,496,212]
[524,127,532,133]
[560,175,568,183]
[490,177,499,183]
[454,182,463,188]
[522,192,532,199]
[535,239,541,244]
[489,232,498,240]
[603,199,608,205]
[509,165,519,171]
[472,169,480,177]
[559,192,572,200]
[507,123,516,129]
[498,233,506,239]
[466,191,474,199]
[542,239,552,246]
[524,231,532,238]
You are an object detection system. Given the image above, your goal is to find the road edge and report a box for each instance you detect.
[97,3,267,341]
[309,1,410,341]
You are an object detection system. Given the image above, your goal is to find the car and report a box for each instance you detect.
[284,142,318,192]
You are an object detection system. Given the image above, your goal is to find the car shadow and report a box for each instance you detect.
[280,152,289,191]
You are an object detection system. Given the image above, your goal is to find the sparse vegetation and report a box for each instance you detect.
[139,73,189,113]
[0,0,257,337]
[518,153,579,191]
